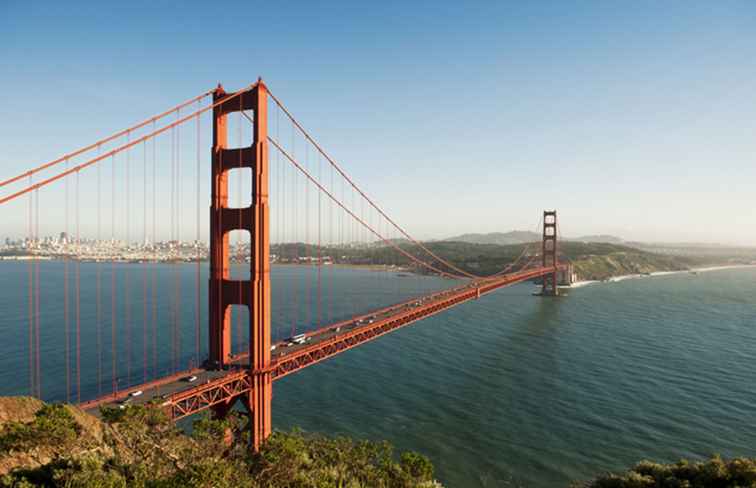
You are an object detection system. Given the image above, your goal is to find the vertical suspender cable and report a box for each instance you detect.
[64,159,70,402]
[125,131,131,387]
[170,121,176,372]
[291,124,298,338]
[304,143,311,329]
[143,139,148,383]
[151,122,157,379]
[317,151,322,329]
[97,145,102,396]
[329,159,334,323]
[341,174,345,319]
[75,169,81,403]
[351,187,356,318]
[176,109,182,370]
[35,188,40,399]
[195,102,201,366]
[27,175,34,396]
[277,105,283,342]
[111,154,117,394]
[275,104,281,342]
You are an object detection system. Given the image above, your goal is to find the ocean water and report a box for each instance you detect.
[1,262,755,486]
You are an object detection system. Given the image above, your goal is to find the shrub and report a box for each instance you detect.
[401,451,434,482]
[99,403,168,427]
[152,458,252,488]
[580,455,756,488]
[0,404,79,452]
[250,430,436,487]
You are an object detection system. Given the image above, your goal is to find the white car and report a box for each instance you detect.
[185,375,198,383]
[129,390,143,397]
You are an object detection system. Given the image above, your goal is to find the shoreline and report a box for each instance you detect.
[567,264,756,288]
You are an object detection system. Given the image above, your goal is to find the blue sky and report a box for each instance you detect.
[1,1,755,244]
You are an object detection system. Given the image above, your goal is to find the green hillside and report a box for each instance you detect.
[443,232,624,246]
[272,241,704,281]
[557,241,701,281]
[442,230,541,245]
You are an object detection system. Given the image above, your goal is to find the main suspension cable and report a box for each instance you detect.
[266,89,481,279]
[269,136,466,280]
[1,82,260,205]
[0,91,213,189]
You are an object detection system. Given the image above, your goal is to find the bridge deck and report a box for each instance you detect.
[81,266,557,419]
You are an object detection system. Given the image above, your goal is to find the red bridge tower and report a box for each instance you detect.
[209,81,271,450]
[541,210,558,296]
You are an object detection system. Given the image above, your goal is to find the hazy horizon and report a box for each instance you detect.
[4,226,755,249]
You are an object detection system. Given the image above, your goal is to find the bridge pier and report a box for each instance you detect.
[237,373,272,450]
[211,399,237,447]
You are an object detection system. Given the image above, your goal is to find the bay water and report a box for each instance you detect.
[0,262,754,486]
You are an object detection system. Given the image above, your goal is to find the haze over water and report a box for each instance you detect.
[0,263,755,486]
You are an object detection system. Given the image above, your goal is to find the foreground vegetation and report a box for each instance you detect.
[0,397,440,487]
[574,456,756,488]
[2,398,755,487]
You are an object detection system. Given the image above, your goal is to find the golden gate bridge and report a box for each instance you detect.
[0,79,566,451]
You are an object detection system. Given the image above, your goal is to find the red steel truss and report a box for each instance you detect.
[170,370,253,419]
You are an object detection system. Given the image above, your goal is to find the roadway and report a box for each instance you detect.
[81,266,557,418]
[82,283,469,415]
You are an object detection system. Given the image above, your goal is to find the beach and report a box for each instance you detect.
[566,264,756,288]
